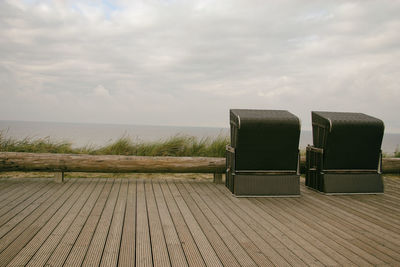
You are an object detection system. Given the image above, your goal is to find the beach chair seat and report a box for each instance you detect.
[305,111,384,194]
[226,109,301,196]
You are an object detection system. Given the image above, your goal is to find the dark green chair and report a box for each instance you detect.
[305,111,384,194]
[226,109,301,196]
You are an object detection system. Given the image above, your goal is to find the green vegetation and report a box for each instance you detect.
[1,131,398,158]
[395,146,400,158]
[0,131,229,157]
[92,135,229,157]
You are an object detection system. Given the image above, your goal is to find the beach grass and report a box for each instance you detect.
[1,131,399,158]
[0,131,229,157]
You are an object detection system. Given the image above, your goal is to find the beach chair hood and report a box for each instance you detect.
[230,109,300,171]
[311,111,384,170]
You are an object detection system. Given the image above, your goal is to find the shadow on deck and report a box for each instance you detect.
[0,176,400,266]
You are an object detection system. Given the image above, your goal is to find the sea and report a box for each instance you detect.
[1,120,399,155]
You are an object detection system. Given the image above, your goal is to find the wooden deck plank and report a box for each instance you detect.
[0,182,53,226]
[320,192,400,234]
[298,186,400,264]
[6,178,96,266]
[383,179,400,193]
[300,184,400,254]
[385,190,400,199]
[384,176,400,186]
[0,179,17,193]
[300,201,400,265]
[0,180,75,253]
[50,179,113,267]
[100,179,128,267]
[81,179,122,267]
[181,182,258,267]
[0,181,37,210]
[365,195,400,211]
[187,182,275,267]
[0,179,80,266]
[167,181,223,267]
[135,180,153,267]
[25,178,106,267]
[0,176,399,266]
[259,197,369,266]
[0,181,49,218]
[200,182,317,267]
[0,181,59,233]
[238,194,357,266]
[159,182,206,267]
[216,184,336,267]
[145,180,172,267]
[152,181,188,267]
[384,182,400,191]
[349,196,400,221]
[0,181,32,204]
[118,179,136,267]
[175,181,241,267]
[300,187,399,261]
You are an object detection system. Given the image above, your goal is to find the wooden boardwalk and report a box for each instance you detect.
[0,176,399,266]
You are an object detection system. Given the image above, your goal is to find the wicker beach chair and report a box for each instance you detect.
[226,109,301,196]
[305,111,384,194]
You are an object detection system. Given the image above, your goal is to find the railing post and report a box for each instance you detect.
[213,173,223,184]
[55,172,64,183]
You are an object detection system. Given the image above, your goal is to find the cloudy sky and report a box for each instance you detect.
[0,0,399,132]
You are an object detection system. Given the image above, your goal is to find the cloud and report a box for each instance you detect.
[0,0,399,132]
[93,84,110,97]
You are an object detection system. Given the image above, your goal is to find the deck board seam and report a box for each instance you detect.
[178,180,251,267]
[59,178,114,267]
[6,178,97,266]
[155,181,190,267]
[0,182,58,230]
[160,181,206,267]
[201,182,307,267]
[0,181,51,217]
[83,178,122,266]
[189,182,276,267]
[295,189,400,264]
[0,180,77,253]
[0,179,81,265]
[299,184,400,249]
[78,178,115,266]
[183,181,259,267]
[98,179,123,266]
[149,181,172,266]
[257,196,372,266]
[26,179,105,267]
[167,181,223,267]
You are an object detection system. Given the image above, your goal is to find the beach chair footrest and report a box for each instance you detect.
[231,173,300,196]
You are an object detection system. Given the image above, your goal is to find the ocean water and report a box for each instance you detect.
[1,120,399,154]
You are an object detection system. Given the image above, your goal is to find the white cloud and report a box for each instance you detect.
[0,0,399,132]
[93,84,110,97]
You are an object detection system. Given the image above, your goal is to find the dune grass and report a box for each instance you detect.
[395,146,400,158]
[0,131,229,157]
[1,130,399,158]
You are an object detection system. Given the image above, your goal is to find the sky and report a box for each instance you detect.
[0,0,399,132]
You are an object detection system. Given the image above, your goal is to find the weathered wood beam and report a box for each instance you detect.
[0,152,399,174]
[380,158,400,174]
[0,152,226,173]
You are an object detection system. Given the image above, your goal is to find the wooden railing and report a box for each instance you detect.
[0,152,399,183]
[0,152,225,183]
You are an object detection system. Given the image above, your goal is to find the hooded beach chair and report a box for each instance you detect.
[226,109,301,196]
[305,111,384,194]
